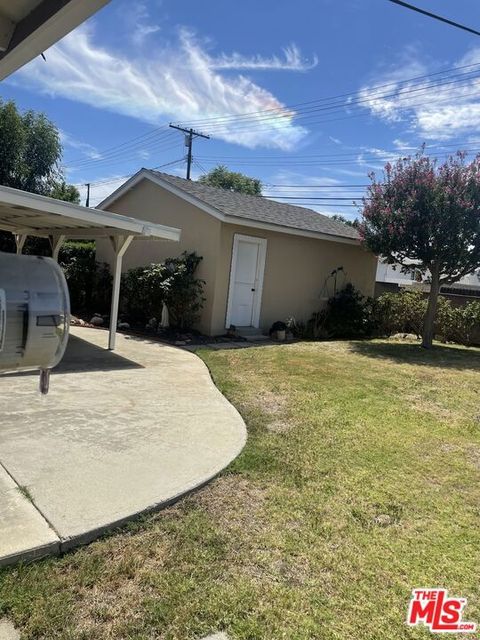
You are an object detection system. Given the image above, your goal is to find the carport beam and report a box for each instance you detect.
[15,234,27,254]
[108,235,133,350]
[49,234,66,262]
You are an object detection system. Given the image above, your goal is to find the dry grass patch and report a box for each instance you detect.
[1,339,479,640]
[186,475,268,533]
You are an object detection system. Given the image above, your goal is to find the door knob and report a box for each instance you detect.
[251,288,256,292]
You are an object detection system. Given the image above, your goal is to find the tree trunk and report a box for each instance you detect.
[422,268,440,349]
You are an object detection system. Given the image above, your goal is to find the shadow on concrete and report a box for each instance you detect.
[2,335,144,377]
[349,340,480,372]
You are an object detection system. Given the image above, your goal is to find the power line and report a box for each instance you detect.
[199,77,480,135]
[80,158,186,204]
[264,196,366,201]
[169,124,210,179]
[265,184,369,188]
[63,132,178,170]
[176,61,480,128]
[65,60,480,172]
[65,125,171,164]
[388,0,480,37]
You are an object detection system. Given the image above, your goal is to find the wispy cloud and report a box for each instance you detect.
[210,44,318,72]
[119,2,161,47]
[392,138,416,151]
[14,26,313,151]
[132,24,161,46]
[59,130,102,160]
[358,47,480,140]
[329,136,342,145]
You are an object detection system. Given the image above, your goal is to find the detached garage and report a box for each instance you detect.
[97,169,377,336]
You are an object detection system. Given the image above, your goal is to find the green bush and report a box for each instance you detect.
[436,298,480,345]
[308,283,375,339]
[121,252,205,331]
[59,241,111,314]
[374,290,480,345]
[374,290,427,338]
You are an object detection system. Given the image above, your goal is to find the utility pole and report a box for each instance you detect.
[169,124,210,180]
[84,183,91,207]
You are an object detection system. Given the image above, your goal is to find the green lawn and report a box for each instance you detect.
[1,339,479,639]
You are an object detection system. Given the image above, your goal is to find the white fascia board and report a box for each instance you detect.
[0,184,181,241]
[0,12,15,52]
[98,170,360,247]
[0,0,110,81]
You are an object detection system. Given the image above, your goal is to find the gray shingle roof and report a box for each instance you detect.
[150,170,360,241]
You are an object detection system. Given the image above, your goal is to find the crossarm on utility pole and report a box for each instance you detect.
[169,123,210,180]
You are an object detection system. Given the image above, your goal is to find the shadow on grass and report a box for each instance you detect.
[349,340,480,372]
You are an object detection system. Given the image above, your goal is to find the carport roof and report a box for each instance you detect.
[0,184,181,241]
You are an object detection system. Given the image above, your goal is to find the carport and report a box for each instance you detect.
[0,184,181,348]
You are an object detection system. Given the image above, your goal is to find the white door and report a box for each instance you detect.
[226,234,267,328]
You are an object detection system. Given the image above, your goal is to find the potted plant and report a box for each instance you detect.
[269,320,287,341]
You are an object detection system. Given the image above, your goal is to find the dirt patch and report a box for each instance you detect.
[465,445,480,469]
[266,419,294,433]
[405,392,459,421]
[254,390,287,415]
[189,475,268,532]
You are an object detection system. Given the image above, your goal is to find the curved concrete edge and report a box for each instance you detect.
[58,364,248,553]
[0,465,60,568]
[0,331,247,565]
[0,541,61,568]
[58,344,248,553]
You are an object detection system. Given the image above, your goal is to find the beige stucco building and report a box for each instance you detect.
[97,170,377,336]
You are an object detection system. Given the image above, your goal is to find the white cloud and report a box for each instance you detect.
[211,44,318,72]
[121,2,161,47]
[14,26,311,151]
[392,138,415,150]
[59,130,102,160]
[358,48,480,140]
[132,24,161,46]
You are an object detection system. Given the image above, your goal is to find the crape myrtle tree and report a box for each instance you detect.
[360,152,480,349]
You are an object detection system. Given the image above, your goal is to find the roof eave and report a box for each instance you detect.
[98,169,361,246]
[0,0,110,81]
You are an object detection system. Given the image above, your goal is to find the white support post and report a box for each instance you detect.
[15,234,27,254]
[108,235,133,350]
[49,234,66,262]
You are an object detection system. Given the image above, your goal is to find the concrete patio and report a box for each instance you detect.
[0,327,247,566]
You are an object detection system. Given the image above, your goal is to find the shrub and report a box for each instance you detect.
[374,290,480,344]
[308,283,374,339]
[436,299,480,345]
[374,290,427,338]
[59,241,111,314]
[121,252,205,331]
[286,316,308,339]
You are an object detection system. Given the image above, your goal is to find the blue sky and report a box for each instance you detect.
[3,0,480,214]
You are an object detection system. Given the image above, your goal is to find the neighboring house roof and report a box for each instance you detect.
[99,169,361,245]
